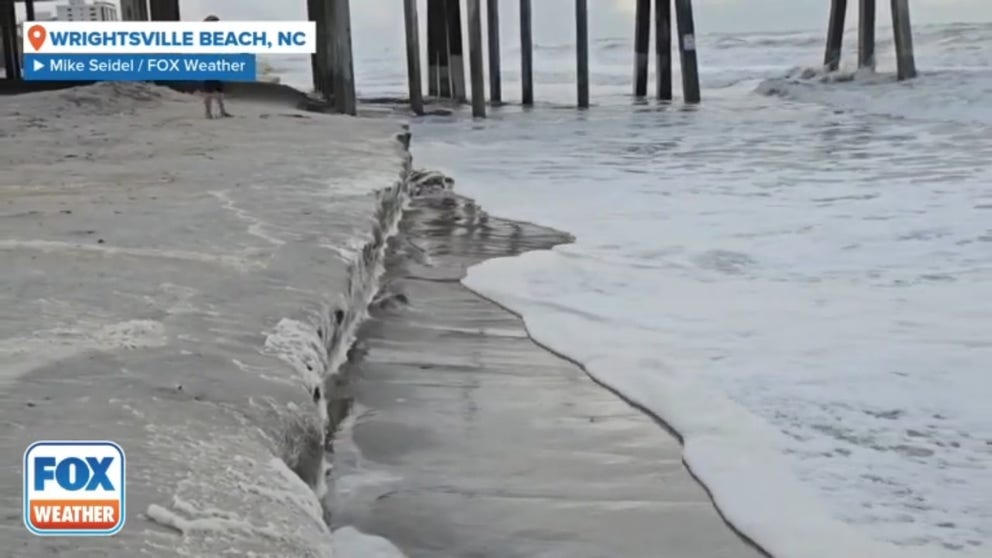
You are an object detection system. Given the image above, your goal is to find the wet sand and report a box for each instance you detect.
[330,192,768,558]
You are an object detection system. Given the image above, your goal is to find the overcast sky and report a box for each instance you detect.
[23,1,992,47]
[24,1,992,35]
[172,0,992,61]
[175,0,992,35]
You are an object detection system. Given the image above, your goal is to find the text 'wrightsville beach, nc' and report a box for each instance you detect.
[21,21,315,82]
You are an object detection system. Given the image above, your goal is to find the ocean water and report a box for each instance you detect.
[273,21,992,557]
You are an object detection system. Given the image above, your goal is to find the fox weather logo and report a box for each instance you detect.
[23,441,126,536]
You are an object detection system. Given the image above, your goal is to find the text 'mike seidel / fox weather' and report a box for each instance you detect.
[22,21,316,54]
[19,21,317,83]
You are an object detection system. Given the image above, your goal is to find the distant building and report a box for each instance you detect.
[56,0,118,22]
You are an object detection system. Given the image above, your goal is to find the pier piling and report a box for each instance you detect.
[307,0,328,95]
[824,0,847,71]
[332,0,356,115]
[576,0,589,108]
[633,0,651,97]
[403,0,424,115]
[655,0,672,100]
[446,0,468,101]
[858,0,876,69]
[674,0,701,103]
[310,47,323,96]
[427,0,442,96]
[467,0,486,117]
[487,0,502,104]
[436,0,453,98]
[0,0,19,80]
[148,0,180,21]
[311,0,337,102]
[120,0,149,21]
[520,0,534,105]
[890,0,917,80]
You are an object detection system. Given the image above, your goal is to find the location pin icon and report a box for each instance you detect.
[28,25,46,51]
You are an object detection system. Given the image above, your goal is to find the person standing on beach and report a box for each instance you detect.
[202,14,232,119]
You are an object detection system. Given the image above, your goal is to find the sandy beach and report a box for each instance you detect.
[0,82,771,557]
[4,1,990,553]
[0,82,407,556]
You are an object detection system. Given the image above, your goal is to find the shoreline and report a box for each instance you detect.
[461,270,773,558]
[326,188,767,557]
[0,77,776,552]
[5,76,975,556]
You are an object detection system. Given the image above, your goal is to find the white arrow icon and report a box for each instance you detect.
[33,59,45,71]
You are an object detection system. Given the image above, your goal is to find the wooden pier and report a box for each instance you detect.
[826,0,916,79]
[404,0,703,114]
[0,0,922,116]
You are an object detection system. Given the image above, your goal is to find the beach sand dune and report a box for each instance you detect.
[0,82,406,556]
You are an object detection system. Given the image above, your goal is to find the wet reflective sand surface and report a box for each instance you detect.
[330,194,765,558]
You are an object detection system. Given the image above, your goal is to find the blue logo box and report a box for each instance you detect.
[23,441,126,537]
[24,53,257,82]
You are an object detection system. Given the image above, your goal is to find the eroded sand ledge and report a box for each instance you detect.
[0,83,408,556]
[2,82,765,557]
